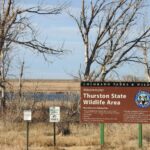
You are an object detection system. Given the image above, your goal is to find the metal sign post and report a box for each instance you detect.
[138,124,143,148]
[26,121,29,150]
[53,122,56,146]
[100,123,104,145]
[49,107,60,146]
[24,110,32,150]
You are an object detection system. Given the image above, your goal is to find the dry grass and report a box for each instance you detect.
[7,79,80,93]
[4,99,79,123]
[0,120,150,150]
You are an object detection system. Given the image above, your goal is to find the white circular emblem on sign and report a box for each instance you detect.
[135,91,150,108]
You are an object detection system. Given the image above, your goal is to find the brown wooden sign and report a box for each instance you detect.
[80,82,150,123]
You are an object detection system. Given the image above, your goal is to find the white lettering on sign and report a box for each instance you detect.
[24,110,32,121]
[83,93,127,100]
[49,107,60,122]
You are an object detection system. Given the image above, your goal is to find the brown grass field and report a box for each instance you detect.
[1,79,150,150]
[0,121,150,150]
[7,79,80,93]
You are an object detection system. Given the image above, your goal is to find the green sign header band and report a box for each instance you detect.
[81,82,150,87]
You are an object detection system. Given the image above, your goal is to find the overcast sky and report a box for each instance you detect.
[9,0,150,80]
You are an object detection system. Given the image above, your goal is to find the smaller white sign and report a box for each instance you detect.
[49,107,60,122]
[24,110,32,121]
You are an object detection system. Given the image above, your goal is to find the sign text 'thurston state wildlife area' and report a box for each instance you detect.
[80,82,150,123]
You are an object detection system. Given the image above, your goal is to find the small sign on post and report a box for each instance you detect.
[24,110,32,150]
[49,107,60,146]
[24,110,32,121]
[49,107,60,123]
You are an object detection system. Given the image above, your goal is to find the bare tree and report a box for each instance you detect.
[0,0,67,109]
[139,41,150,81]
[70,0,150,81]
[143,48,150,81]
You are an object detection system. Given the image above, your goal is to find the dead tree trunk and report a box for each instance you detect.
[143,46,150,81]
[19,61,24,100]
[0,50,6,110]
